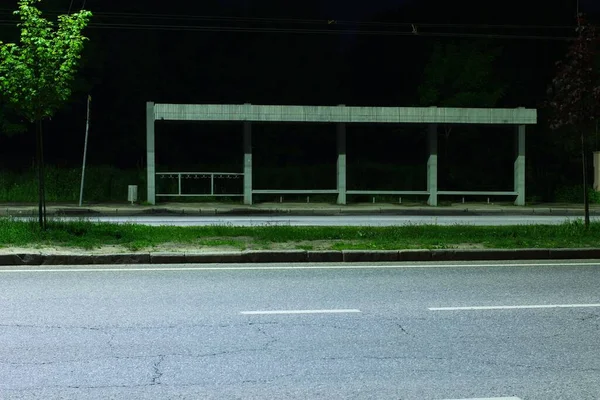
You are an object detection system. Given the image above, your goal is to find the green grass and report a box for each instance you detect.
[0,166,149,203]
[1,218,600,251]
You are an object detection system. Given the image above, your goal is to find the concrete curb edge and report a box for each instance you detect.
[1,248,600,266]
[2,207,600,218]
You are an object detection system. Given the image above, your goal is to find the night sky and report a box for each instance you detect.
[58,0,600,16]
[1,0,600,201]
[70,0,600,19]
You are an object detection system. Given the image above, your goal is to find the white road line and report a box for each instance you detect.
[430,304,600,311]
[240,309,361,315]
[0,261,599,273]
[442,397,521,400]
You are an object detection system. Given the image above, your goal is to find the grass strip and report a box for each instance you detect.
[1,218,600,251]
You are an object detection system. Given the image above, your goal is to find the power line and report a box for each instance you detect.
[0,8,579,31]
[89,11,577,31]
[0,19,576,40]
[47,23,586,40]
[0,9,578,41]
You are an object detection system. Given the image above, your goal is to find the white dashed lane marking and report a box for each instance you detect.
[441,397,522,400]
[429,304,600,311]
[240,309,361,315]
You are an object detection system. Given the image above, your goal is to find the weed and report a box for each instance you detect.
[1,218,600,250]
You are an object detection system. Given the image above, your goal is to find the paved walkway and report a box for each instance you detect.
[1,201,599,217]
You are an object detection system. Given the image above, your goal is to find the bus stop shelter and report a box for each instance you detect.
[146,103,537,206]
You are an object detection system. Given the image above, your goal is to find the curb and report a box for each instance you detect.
[1,249,600,266]
[2,207,600,218]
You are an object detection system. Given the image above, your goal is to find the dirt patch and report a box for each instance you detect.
[0,245,135,255]
[0,241,487,254]
[256,240,349,250]
[0,241,341,254]
[436,243,486,250]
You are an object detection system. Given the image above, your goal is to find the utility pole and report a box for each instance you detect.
[79,95,91,207]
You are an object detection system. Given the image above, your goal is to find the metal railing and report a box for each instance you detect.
[155,174,519,202]
[252,190,338,194]
[437,191,518,196]
[156,172,244,197]
[347,190,429,195]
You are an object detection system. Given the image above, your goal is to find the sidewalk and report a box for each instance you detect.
[1,201,599,217]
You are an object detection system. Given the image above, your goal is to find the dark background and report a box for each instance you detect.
[0,0,598,201]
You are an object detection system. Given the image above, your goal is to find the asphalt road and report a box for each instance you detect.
[1,261,600,399]
[29,214,600,226]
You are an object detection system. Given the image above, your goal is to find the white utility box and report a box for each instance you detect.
[128,185,138,205]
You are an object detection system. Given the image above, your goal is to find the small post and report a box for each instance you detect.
[211,173,215,196]
[307,196,310,203]
[178,173,182,196]
[280,196,283,203]
[373,197,375,204]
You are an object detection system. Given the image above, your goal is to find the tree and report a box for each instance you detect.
[418,40,506,109]
[0,0,91,229]
[548,15,600,228]
[0,101,27,136]
[418,40,507,188]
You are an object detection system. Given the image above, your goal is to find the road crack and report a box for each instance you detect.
[242,373,294,384]
[254,325,279,350]
[397,324,409,335]
[577,312,600,322]
[0,323,104,332]
[150,355,165,385]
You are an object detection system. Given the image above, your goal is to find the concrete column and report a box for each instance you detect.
[337,122,347,205]
[427,124,438,206]
[514,125,526,206]
[593,152,600,192]
[243,121,253,205]
[146,102,156,205]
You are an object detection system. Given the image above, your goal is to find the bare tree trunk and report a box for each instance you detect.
[35,119,46,231]
[40,120,47,228]
[582,131,590,228]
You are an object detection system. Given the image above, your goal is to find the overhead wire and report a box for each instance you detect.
[0,9,578,41]
[85,24,576,40]
[107,11,579,30]
[0,21,576,40]
[84,11,577,30]
[0,8,579,30]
